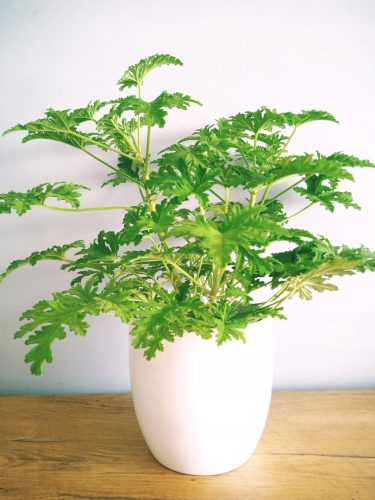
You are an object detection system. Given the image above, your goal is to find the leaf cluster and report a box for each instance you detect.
[1,54,374,375]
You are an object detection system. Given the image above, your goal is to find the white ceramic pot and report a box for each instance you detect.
[129,319,273,475]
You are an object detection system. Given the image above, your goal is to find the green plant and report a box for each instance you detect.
[1,54,374,375]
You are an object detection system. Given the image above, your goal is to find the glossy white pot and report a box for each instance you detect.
[129,319,273,475]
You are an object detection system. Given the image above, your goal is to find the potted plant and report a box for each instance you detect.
[1,54,374,475]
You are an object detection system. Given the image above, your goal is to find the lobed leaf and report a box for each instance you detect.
[0,241,84,282]
[0,182,89,215]
[118,54,183,89]
[113,92,201,128]
[294,175,361,212]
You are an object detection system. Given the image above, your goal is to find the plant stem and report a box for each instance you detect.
[266,175,312,204]
[262,281,290,307]
[112,122,138,155]
[287,201,316,219]
[253,131,259,168]
[41,204,129,213]
[65,129,137,162]
[238,149,251,168]
[194,255,204,295]
[210,265,224,303]
[276,125,298,158]
[197,200,206,218]
[209,188,225,202]
[224,187,230,213]
[137,84,142,151]
[260,184,271,204]
[143,125,155,212]
[81,148,142,186]
[81,147,146,202]
[147,235,161,251]
[164,258,208,293]
[144,125,151,181]
[0,256,74,281]
[249,188,258,207]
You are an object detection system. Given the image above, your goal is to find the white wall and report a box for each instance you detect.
[0,0,374,395]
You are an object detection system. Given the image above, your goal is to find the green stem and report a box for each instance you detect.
[288,201,316,219]
[197,199,206,219]
[137,84,142,151]
[194,255,204,295]
[266,175,312,204]
[210,265,224,303]
[82,148,142,186]
[224,187,230,213]
[238,149,251,168]
[209,188,225,202]
[253,131,259,168]
[260,184,271,204]
[263,284,288,305]
[144,125,152,181]
[143,125,155,212]
[130,133,138,150]
[65,129,137,162]
[276,125,298,158]
[164,258,208,293]
[146,237,180,286]
[147,235,160,251]
[249,188,259,207]
[112,122,138,155]
[0,257,74,282]
[41,204,128,213]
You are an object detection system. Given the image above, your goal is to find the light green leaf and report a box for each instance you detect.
[282,256,375,301]
[0,182,89,215]
[24,325,66,376]
[0,241,84,282]
[283,110,338,126]
[118,54,183,89]
[113,91,201,128]
[294,175,361,212]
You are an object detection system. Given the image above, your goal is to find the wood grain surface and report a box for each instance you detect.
[0,391,374,499]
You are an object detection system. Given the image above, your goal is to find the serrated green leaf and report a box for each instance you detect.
[64,231,124,284]
[232,107,287,134]
[24,325,66,375]
[0,182,89,215]
[294,175,361,212]
[283,258,359,300]
[283,110,338,126]
[102,155,141,187]
[130,294,214,359]
[0,241,84,282]
[326,152,374,168]
[118,54,183,89]
[113,91,201,128]
[14,283,103,374]
[3,106,121,154]
[269,154,354,184]
[172,206,313,267]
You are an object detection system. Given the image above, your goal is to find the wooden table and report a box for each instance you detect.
[0,391,374,499]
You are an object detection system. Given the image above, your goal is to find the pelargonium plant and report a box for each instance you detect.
[1,54,374,375]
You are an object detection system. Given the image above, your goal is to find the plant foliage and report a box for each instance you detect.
[2,54,374,374]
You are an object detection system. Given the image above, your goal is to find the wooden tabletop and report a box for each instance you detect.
[0,391,374,499]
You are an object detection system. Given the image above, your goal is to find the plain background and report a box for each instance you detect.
[0,0,374,395]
